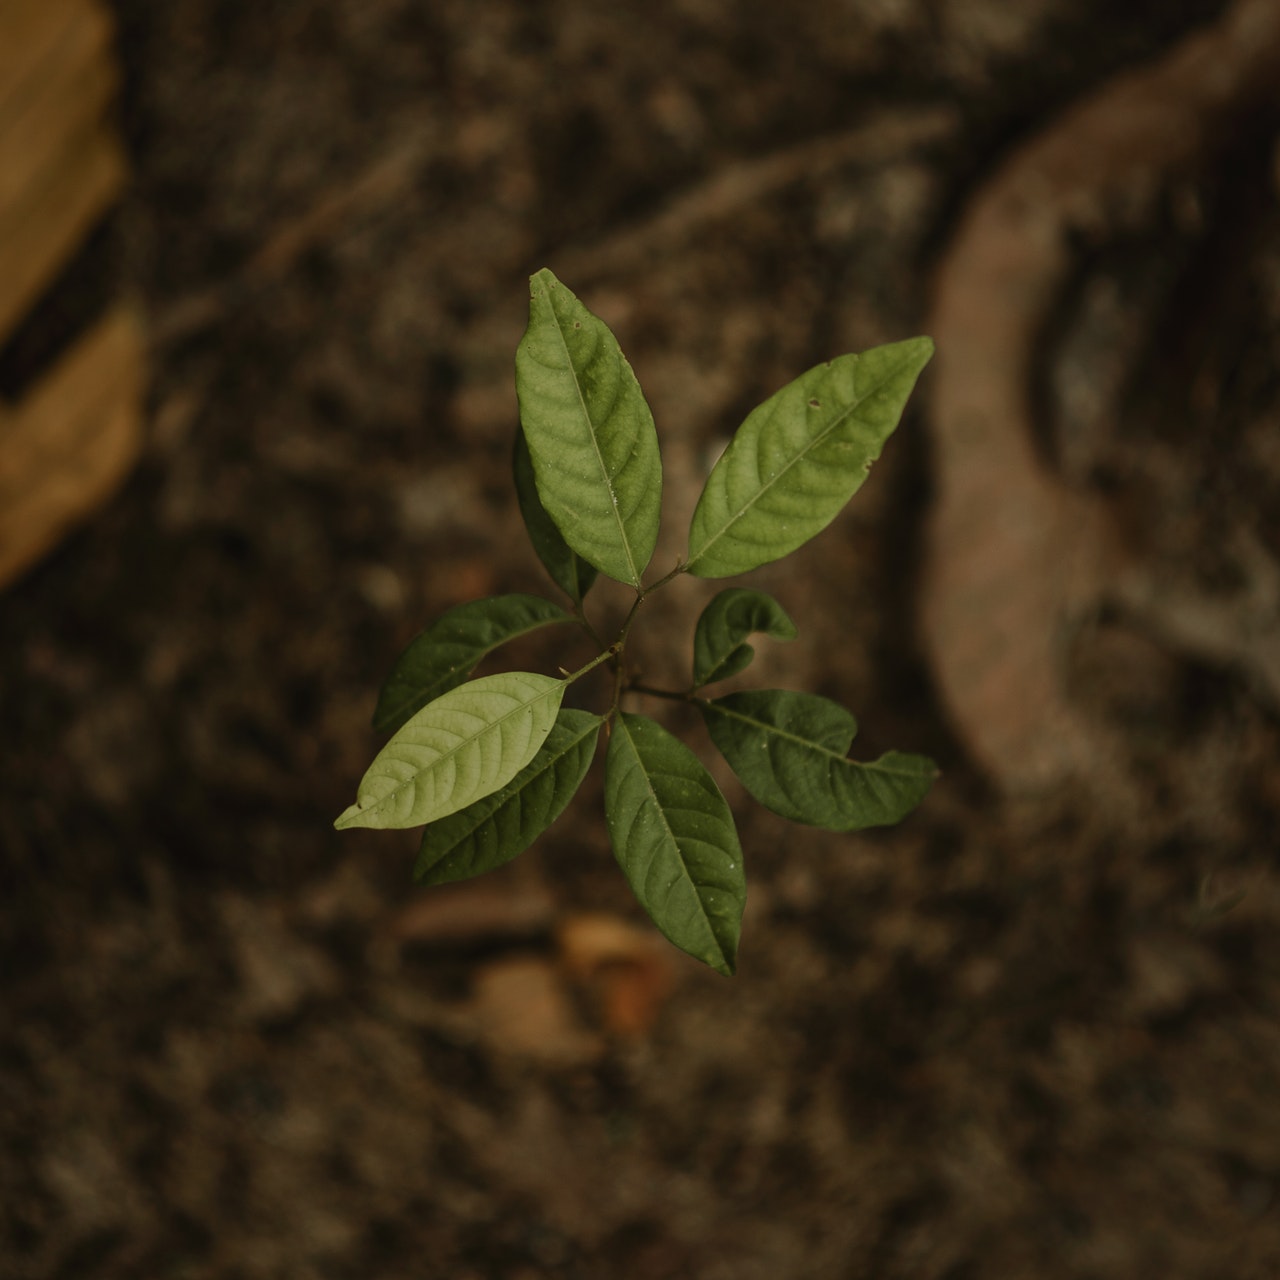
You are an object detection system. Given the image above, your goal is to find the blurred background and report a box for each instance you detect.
[3,1,1279,1276]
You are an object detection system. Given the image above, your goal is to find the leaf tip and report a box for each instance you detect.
[529,265,559,293]
[334,802,369,831]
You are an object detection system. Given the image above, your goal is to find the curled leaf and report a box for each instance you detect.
[701,689,935,830]
[692,587,797,688]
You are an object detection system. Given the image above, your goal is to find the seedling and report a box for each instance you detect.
[336,268,936,975]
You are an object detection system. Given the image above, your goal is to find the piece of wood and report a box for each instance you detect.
[0,0,145,589]
[0,305,145,587]
[0,0,117,217]
[921,0,1280,793]
[0,121,126,345]
[0,0,85,97]
[0,0,125,347]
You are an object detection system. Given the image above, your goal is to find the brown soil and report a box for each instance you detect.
[4,2,1279,1278]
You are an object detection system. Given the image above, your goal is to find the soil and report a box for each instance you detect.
[3,2,1279,1277]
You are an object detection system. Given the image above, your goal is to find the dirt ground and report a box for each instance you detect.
[4,1,1280,1277]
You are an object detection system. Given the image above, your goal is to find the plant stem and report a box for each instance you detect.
[563,644,620,685]
[643,559,688,595]
[618,558,686,647]
[602,560,689,717]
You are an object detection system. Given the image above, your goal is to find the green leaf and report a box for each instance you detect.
[336,671,565,831]
[373,594,571,734]
[604,712,745,976]
[414,708,603,886]
[515,267,662,587]
[685,337,933,578]
[692,587,798,688]
[512,428,599,603]
[700,689,936,830]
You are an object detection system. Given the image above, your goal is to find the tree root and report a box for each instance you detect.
[921,0,1280,792]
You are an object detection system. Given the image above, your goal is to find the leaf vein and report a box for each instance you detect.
[691,350,920,568]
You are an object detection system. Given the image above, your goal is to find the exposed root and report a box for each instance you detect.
[922,0,1280,792]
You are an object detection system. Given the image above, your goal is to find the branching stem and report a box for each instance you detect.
[564,644,620,685]
[606,559,688,716]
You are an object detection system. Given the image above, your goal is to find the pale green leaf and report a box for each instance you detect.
[701,689,936,830]
[686,338,933,578]
[513,428,599,603]
[415,709,603,886]
[515,268,662,586]
[604,712,745,976]
[692,587,797,688]
[373,594,571,734]
[336,672,565,831]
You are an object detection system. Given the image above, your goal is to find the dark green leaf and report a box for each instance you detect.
[415,709,603,886]
[513,428,599,603]
[692,587,797,688]
[604,712,745,976]
[336,672,565,831]
[701,689,935,830]
[515,268,662,586]
[374,594,571,734]
[686,338,933,578]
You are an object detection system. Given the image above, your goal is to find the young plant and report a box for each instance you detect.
[336,268,936,975]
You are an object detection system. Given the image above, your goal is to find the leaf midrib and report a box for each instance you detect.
[548,297,639,585]
[708,699,931,777]
[706,698,851,762]
[617,718,728,967]
[353,677,563,822]
[688,353,909,569]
